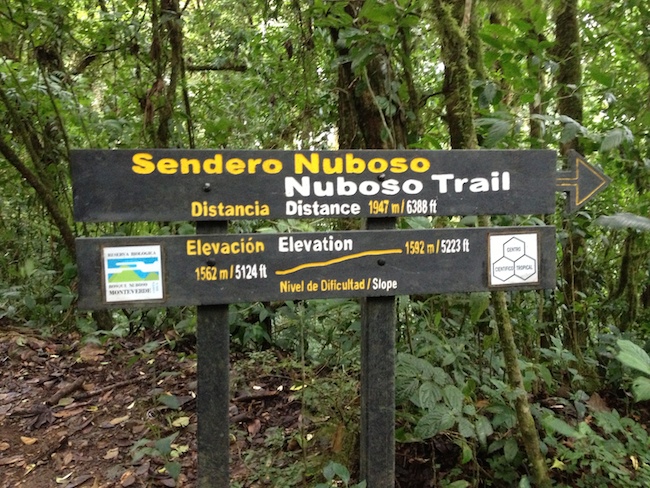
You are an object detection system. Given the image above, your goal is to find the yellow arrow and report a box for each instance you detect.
[556,150,611,212]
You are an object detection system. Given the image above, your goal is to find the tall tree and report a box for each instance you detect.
[553,0,591,359]
[431,0,551,485]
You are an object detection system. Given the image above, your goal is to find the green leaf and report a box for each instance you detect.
[481,23,515,42]
[359,0,397,25]
[419,381,442,410]
[439,410,456,431]
[441,352,456,367]
[600,127,627,152]
[590,68,615,88]
[415,408,445,439]
[323,461,350,483]
[542,415,582,439]
[443,384,464,413]
[458,439,473,464]
[397,377,419,403]
[23,295,36,310]
[458,417,475,439]
[616,339,650,376]
[164,461,182,480]
[177,222,196,235]
[486,120,512,147]
[447,481,470,488]
[154,433,179,457]
[596,213,650,232]
[560,122,580,143]
[158,393,182,410]
[469,292,490,322]
[350,44,375,71]
[475,415,494,447]
[397,353,436,380]
[504,437,519,461]
[632,376,650,402]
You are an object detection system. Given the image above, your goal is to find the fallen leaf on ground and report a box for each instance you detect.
[110,415,130,425]
[20,436,38,445]
[104,447,119,460]
[331,422,345,453]
[63,475,94,488]
[78,345,106,362]
[119,470,136,487]
[55,472,73,483]
[0,454,24,466]
[63,452,74,465]
[0,441,10,451]
[586,392,610,413]
[54,407,86,418]
[171,416,190,428]
[247,418,261,436]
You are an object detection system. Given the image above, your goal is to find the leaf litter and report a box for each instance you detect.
[0,326,307,487]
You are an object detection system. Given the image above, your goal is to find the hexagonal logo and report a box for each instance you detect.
[503,237,526,261]
[514,255,537,280]
[488,233,539,286]
[493,256,515,282]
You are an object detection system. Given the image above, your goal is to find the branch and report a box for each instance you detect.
[73,375,149,400]
[186,63,247,72]
[0,136,77,258]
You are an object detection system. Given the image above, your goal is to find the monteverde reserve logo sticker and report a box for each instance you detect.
[102,245,163,302]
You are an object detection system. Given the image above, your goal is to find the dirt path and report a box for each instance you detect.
[0,327,203,487]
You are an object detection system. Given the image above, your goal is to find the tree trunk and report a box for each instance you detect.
[554,0,590,359]
[432,0,551,485]
[330,1,408,150]
[145,0,187,147]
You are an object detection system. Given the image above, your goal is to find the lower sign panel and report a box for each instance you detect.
[76,226,556,309]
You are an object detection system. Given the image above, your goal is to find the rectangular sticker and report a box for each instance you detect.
[102,245,164,303]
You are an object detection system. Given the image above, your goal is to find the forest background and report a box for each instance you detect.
[0,0,649,486]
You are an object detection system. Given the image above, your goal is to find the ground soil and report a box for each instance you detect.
[0,326,362,488]
[0,325,488,488]
[0,325,318,488]
[0,326,205,487]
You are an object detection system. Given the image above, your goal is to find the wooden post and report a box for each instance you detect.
[196,220,230,488]
[360,216,396,487]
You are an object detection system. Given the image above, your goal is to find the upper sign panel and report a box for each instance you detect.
[71,149,557,221]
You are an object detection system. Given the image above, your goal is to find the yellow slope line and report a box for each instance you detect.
[275,249,403,276]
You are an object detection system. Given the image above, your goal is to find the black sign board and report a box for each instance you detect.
[69,145,612,488]
[70,149,557,221]
[75,226,556,309]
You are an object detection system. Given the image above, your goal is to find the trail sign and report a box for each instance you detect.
[70,147,610,488]
[71,149,562,221]
[75,226,556,309]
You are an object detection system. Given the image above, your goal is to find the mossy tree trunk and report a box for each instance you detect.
[431,0,551,485]
[553,0,591,359]
[330,11,408,149]
[0,68,114,332]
